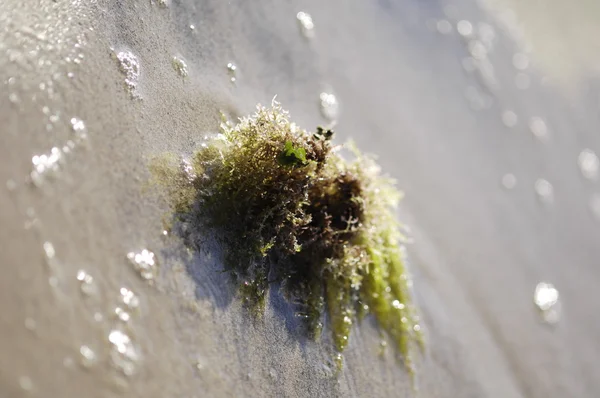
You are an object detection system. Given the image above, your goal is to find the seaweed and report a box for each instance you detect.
[152,100,423,374]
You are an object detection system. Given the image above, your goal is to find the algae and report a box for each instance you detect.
[152,100,423,374]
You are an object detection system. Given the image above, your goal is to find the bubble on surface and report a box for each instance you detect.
[180,158,197,183]
[79,345,97,368]
[296,11,315,38]
[392,300,405,310]
[468,40,487,60]
[49,276,59,288]
[529,117,548,140]
[172,56,189,78]
[512,53,529,70]
[115,51,141,97]
[502,110,518,128]
[70,117,88,141]
[227,62,237,83]
[108,330,139,376]
[24,318,37,331]
[25,208,40,231]
[120,287,140,310]
[534,179,554,204]
[114,307,131,322]
[19,376,33,391]
[63,357,75,369]
[43,241,56,260]
[477,23,496,47]
[456,20,473,37]
[578,149,599,180]
[9,92,20,104]
[76,270,97,296]
[589,193,600,219]
[501,173,517,190]
[533,282,560,324]
[6,179,17,191]
[127,249,157,282]
[319,92,339,121]
[31,147,64,186]
[436,19,452,35]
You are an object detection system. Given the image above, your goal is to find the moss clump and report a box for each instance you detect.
[154,101,423,373]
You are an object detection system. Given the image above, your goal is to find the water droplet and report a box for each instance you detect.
[512,53,529,70]
[333,352,343,369]
[501,173,517,190]
[468,40,487,60]
[114,307,131,322]
[456,20,473,36]
[589,193,600,219]
[120,287,140,310]
[436,20,452,35]
[478,22,496,45]
[79,345,97,368]
[43,241,56,261]
[578,149,599,180]
[180,158,196,182]
[31,147,64,186]
[108,330,139,376]
[19,376,33,391]
[172,56,188,78]
[63,357,75,369]
[319,92,339,121]
[227,62,237,83]
[529,117,548,140]
[392,300,405,310]
[5,179,17,191]
[189,24,195,31]
[127,249,157,282]
[24,318,37,331]
[115,51,141,97]
[76,270,97,296]
[534,179,554,204]
[296,12,315,38]
[502,110,518,128]
[70,117,88,141]
[533,282,560,324]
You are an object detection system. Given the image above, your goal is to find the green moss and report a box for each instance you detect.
[153,101,424,374]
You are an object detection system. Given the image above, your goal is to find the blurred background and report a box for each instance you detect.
[1,0,599,397]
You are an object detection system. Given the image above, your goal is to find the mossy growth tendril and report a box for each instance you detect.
[151,100,424,374]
